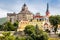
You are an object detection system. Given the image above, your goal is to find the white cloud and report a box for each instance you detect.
[0,8,12,18]
[0,0,60,18]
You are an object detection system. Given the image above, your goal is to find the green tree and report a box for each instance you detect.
[0,32,15,40]
[0,32,26,40]
[24,25,49,40]
[35,24,41,34]
[26,36,34,40]
[15,37,21,40]
[0,25,4,31]
[13,21,18,27]
[24,25,35,35]
[13,21,19,31]
[4,22,15,31]
[15,36,26,40]
[49,15,60,33]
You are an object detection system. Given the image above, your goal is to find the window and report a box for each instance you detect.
[39,19,41,21]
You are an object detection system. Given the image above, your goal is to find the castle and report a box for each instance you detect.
[7,4,33,23]
[7,3,51,31]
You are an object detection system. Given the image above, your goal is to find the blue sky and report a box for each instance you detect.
[0,0,60,18]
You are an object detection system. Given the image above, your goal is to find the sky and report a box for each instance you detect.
[0,0,60,18]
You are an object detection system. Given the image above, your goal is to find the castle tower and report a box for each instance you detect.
[18,3,33,21]
[22,3,28,11]
[46,3,50,17]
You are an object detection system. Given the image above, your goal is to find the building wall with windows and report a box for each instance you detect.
[7,3,51,31]
[17,19,50,31]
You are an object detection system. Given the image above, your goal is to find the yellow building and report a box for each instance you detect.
[17,19,50,31]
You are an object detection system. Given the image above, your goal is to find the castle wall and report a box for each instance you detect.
[7,14,17,24]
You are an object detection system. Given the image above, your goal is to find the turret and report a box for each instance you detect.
[22,3,28,11]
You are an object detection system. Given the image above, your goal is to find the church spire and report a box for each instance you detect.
[46,3,49,12]
[46,3,50,17]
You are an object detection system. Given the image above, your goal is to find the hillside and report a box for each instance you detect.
[0,17,7,25]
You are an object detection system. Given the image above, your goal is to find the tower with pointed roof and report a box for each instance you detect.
[46,3,50,17]
[22,3,28,11]
[18,3,33,21]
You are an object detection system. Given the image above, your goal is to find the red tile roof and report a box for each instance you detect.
[34,16,44,18]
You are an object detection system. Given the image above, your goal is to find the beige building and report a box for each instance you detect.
[7,13,17,24]
[17,19,50,31]
[7,3,51,31]
[7,4,33,23]
[17,3,51,31]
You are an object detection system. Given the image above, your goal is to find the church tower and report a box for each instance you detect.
[46,3,50,17]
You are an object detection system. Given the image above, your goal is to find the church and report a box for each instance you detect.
[7,3,51,31]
